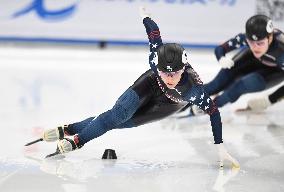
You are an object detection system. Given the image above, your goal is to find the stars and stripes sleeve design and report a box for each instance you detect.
[215,33,247,60]
[183,85,223,144]
[143,17,163,72]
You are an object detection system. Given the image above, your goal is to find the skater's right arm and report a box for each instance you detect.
[140,7,163,74]
[215,33,249,69]
[215,33,247,60]
[140,7,163,53]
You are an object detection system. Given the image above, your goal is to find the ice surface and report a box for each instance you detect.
[0,46,283,192]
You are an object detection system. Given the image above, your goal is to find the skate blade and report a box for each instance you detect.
[235,106,251,113]
[25,138,43,146]
[45,148,65,159]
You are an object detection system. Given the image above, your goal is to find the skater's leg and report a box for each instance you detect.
[214,72,266,107]
[54,97,187,156]
[269,85,284,103]
[54,70,159,154]
[40,117,95,143]
[203,69,235,95]
[77,97,187,146]
[117,101,188,128]
[204,56,260,96]
[72,70,160,146]
[65,117,95,135]
[77,88,140,145]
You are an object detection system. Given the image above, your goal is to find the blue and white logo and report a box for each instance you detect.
[12,0,78,21]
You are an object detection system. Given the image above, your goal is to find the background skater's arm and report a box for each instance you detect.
[215,33,249,69]
[215,33,247,60]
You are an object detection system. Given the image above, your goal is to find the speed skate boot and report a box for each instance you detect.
[42,125,70,142]
[57,135,83,154]
[45,135,83,158]
[25,125,70,146]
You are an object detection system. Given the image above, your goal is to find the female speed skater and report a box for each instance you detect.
[189,14,284,115]
[25,7,239,168]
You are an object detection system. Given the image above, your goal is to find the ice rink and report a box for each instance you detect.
[0,45,283,192]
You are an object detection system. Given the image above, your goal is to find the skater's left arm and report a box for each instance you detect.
[183,85,223,144]
[183,86,240,168]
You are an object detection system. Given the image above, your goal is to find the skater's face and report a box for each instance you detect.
[247,35,273,58]
[158,68,184,89]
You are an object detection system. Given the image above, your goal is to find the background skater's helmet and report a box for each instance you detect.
[157,43,188,72]
[245,15,274,41]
